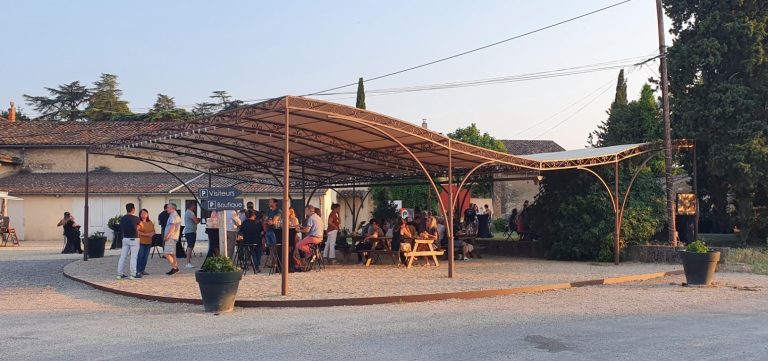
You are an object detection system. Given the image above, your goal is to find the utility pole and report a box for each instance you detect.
[655,0,677,247]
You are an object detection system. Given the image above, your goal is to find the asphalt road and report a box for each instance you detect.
[2,248,767,361]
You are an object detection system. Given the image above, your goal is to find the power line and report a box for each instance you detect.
[302,0,635,96]
[532,66,639,140]
[312,56,648,97]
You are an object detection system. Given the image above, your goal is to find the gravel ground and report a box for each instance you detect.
[2,246,768,361]
[64,252,682,300]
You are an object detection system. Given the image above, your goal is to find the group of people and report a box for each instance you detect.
[58,212,82,254]
[508,200,532,241]
[113,202,183,279]
[66,198,497,278]
[201,199,342,272]
[353,211,469,266]
[462,203,493,233]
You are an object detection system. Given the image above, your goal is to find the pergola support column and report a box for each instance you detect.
[447,139,455,278]
[281,104,291,296]
[83,151,90,261]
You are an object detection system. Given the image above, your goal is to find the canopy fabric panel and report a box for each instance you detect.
[89,96,692,188]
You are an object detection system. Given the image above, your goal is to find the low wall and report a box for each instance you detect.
[475,240,547,258]
[627,245,729,264]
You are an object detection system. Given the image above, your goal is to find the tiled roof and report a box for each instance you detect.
[499,140,565,155]
[0,172,321,195]
[0,121,174,146]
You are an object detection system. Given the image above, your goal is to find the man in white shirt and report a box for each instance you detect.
[163,203,182,275]
[294,204,324,269]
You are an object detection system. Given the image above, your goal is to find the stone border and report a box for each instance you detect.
[63,267,684,308]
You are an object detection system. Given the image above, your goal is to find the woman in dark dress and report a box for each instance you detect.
[61,213,82,254]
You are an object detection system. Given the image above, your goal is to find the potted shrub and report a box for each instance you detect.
[679,240,720,285]
[107,215,123,249]
[195,256,242,313]
[87,232,107,259]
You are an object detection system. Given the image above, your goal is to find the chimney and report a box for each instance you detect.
[421,118,428,129]
[8,101,16,122]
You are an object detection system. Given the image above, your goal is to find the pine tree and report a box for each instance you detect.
[147,94,192,121]
[85,74,131,121]
[152,94,176,111]
[23,81,91,121]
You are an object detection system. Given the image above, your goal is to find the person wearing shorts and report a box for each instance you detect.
[163,203,181,275]
[183,204,200,269]
[294,204,324,269]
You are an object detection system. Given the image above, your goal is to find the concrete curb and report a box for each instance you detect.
[63,266,684,308]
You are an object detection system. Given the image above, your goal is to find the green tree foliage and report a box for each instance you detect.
[371,187,398,222]
[447,123,507,197]
[664,0,768,243]
[146,94,192,121]
[85,73,132,121]
[23,81,91,121]
[355,77,366,109]
[530,76,665,261]
[192,90,244,116]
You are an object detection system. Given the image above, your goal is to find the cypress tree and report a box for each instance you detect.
[355,77,366,109]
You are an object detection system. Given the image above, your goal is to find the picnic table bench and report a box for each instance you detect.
[403,239,444,268]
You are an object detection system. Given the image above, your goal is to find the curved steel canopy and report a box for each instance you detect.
[88,96,693,188]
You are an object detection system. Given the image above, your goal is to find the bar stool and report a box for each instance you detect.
[267,244,283,275]
[234,244,259,275]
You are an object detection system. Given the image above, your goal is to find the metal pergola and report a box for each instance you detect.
[84,96,694,296]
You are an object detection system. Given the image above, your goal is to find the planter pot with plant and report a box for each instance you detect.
[87,232,107,259]
[107,215,123,249]
[679,240,720,285]
[195,256,242,313]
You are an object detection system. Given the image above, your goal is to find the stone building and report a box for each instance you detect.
[492,140,565,220]
[0,120,336,242]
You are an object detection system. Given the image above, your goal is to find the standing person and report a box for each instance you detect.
[436,218,447,246]
[158,204,170,246]
[116,203,140,280]
[60,212,82,254]
[225,209,241,258]
[239,210,264,272]
[205,210,220,258]
[163,203,181,275]
[136,209,155,276]
[324,203,341,264]
[264,198,282,247]
[294,204,324,269]
[508,208,519,236]
[239,201,255,223]
[484,204,493,220]
[183,203,200,269]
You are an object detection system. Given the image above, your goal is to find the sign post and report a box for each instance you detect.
[199,187,244,258]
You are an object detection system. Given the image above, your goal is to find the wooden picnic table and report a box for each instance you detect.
[403,238,444,268]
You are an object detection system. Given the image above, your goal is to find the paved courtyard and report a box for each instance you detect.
[64,246,683,301]
[2,244,768,360]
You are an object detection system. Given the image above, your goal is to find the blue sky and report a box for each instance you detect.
[1,0,669,149]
